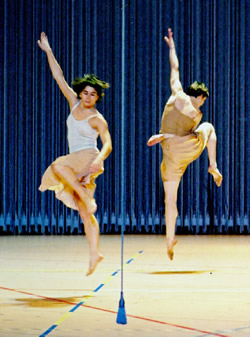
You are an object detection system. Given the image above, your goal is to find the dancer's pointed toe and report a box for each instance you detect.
[208,166,223,187]
[86,254,103,276]
[167,238,177,260]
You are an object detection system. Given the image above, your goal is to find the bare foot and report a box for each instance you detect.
[167,238,177,260]
[86,254,104,276]
[208,165,223,187]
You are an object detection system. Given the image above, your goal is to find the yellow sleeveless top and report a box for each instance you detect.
[160,92,202,136]
[159,91,206,181]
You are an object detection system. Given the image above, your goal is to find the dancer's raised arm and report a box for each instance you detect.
[147,29,183,147]
[37,32,77,108]
[164,28,183,95]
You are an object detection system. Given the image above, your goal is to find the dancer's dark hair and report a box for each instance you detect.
[72,74,109,102]
[185,81,209,98]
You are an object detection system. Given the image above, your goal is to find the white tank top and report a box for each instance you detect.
[67,101,99,153]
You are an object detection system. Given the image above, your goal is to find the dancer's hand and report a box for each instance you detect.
[147,134,164,146]
[164,28,175,49]
[37,32,51,52]
[89,157,103,174]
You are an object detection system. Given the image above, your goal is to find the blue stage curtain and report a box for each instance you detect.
[0,0,248,234]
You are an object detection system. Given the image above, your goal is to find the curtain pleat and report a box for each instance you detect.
[0,0,248,235]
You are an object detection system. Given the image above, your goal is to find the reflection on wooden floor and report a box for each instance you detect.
[0,234,250,337]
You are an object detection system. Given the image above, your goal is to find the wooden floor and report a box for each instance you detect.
[0,234,250,337]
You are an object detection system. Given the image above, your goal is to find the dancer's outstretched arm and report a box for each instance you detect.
[37,32,77,108]
[164,28,183,95]
[148,28,184,147]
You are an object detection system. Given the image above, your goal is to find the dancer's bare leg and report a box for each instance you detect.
[75,197,103,276]
[52,164,97,213]
[163,180,180,260]
[204,125,223,187]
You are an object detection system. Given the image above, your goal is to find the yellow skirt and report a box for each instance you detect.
[160,122,211,182]
[39,148,103,211]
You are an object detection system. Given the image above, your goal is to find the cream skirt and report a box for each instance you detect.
[39,148,103,211]
[160,122,213,181]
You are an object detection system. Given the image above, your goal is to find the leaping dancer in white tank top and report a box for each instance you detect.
[38,32,112,276]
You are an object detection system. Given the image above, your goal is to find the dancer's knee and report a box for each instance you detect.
[197,122,216,143]
[198,122,215,134]
[206,122,215,135]
[206,123,216,141]
[51,163,63,175]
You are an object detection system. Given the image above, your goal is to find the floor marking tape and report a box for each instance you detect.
[0,283,233,337]
[39,249,143,336]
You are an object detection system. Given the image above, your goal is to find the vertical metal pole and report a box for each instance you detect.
[120,0,125,292]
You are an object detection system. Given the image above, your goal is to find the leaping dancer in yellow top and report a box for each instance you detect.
[148,28,222,260]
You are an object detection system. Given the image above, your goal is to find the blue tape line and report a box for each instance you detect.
[69,301,84,312]
[126,258,133,264]
[39,324,57,337]
[94,284,104,292]
[40,250,143,336]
